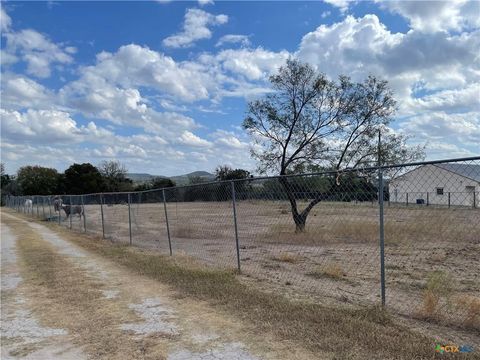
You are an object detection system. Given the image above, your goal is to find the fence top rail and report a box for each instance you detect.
[7,155,480,198]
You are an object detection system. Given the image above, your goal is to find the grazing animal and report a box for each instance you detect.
[24,199,33,212]
[62,204,83,219]
[53,197,62,212]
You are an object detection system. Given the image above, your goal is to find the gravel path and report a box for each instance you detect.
[1,223,86,360]
[2,212,302,359]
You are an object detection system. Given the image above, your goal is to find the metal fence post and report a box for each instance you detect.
[231,181,241,273]
[82,195,87,233]
[36,196,39,218]
[378,131,386,307]
[162,189,173,256]
[474,191,476,209]
[69,195,73,229]
[42,196,45,219]
[448,192,451,208]
[127,193,132,245]
[406,193,409,206]
[378,167,386,307]
[48,197,52,219]
[100,194,105,239]
[58,197,62,225]
[426,192,429,206]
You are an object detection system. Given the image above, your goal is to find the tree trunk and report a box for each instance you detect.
[294,213,307,233]
[279,176,329,234]
[279,177,310,233]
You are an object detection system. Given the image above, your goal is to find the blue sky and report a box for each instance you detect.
[1,0,479,175]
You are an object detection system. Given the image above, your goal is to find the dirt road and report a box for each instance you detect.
[1,212,315,360]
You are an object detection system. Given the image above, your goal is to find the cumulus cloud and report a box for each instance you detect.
[297,14,480,106]
[3,29,75,78]
[163,8,228,48]
[2,5,479,173]
[216,34,251,47]
[404,83,480,114]
[0,109,112,144]
[213,47,290,80]
[400,111,480,148]
[1,73,54,109]
[178,131,213,147]
[379,0,480,33]
[71,44,213,102]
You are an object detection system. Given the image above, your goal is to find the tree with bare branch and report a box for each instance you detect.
[243,59,424,232]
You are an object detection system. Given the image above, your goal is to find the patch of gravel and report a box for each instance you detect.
[1,226,18,264]
[1,274,22,290]
[1,310,67,340]
[167,342,259,360]
[190,332,220,345]
[28,223,87,258]
[101,289,120,299]
[121,298,179,336]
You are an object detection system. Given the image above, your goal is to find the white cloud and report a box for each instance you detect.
[379,0,480,33]
[213,47,290,80]
[404,83,480,114]
[93,144,148,159]
[0,49,18,65]
[178,131,213,147]
[1,73,54,109]
[212,130,249,149]
[198,0,214,6]
[163,8,228,48]
[216,34,250,47]
[323,0,353,13]
[400,111,480,147]
[297,14,480,104]
[0,109,112,144]
[2,6,478,174]
[4,29,74,78]
[1,7,11,32]
[70,44,213,102]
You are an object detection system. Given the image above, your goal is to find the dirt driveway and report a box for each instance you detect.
[1,212,316,360]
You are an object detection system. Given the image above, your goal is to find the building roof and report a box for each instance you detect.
[434,163,480,183]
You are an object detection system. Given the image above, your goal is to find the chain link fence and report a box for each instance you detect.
[5,156,480,342]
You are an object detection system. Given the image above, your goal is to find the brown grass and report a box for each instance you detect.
[16,216,440,359]
[420,290,440,319]
[454,295,480,329]
[417,271,453,321]
[271,252,303,263]
[264,205,478,246]
[307,263,346,280]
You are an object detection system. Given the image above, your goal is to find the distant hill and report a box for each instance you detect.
[126,171,214,185]
[126,173,164,183]
[170,171,215,185]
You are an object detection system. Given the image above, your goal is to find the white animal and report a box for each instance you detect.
[24,199,33,213]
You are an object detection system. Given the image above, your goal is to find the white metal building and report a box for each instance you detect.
[389,164,480,207]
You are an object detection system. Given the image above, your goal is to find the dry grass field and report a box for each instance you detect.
[37,199,479,345]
